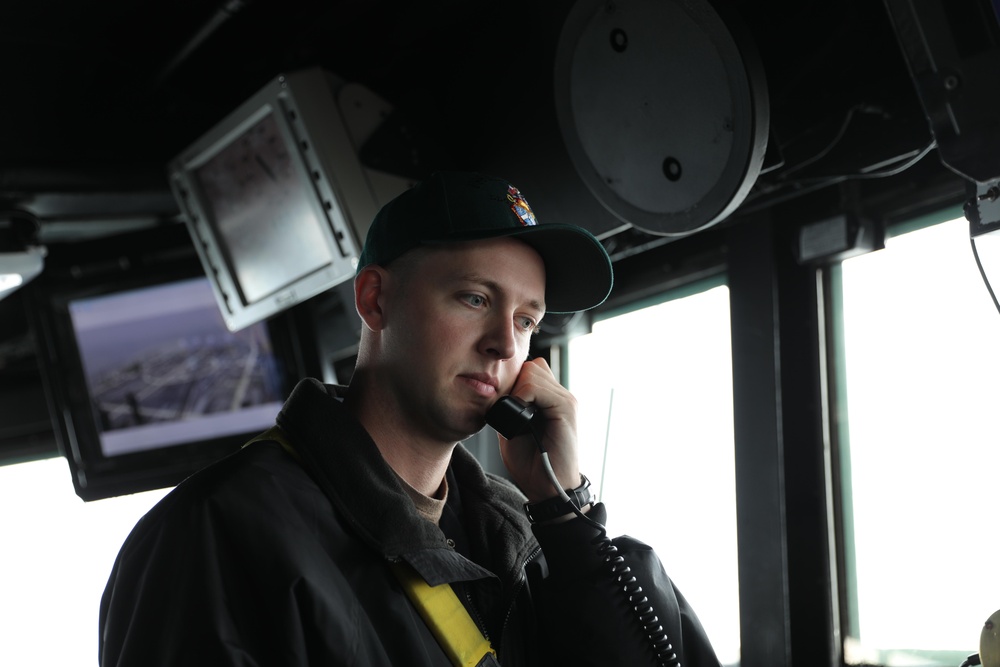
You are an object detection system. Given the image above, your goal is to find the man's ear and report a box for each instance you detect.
[354,265,390,331]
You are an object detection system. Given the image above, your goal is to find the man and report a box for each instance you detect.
[99,171,722,666]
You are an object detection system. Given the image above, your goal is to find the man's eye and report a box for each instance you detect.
[517,317,539,333]
[463,294,486,307]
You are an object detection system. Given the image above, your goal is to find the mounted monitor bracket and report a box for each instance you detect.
[884,0,1000,185]
[883,0,1000,314]
[168,68,406,332]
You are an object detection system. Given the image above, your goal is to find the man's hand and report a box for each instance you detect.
[495,358,582,502]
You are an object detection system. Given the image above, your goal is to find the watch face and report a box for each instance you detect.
[194,111,334,304]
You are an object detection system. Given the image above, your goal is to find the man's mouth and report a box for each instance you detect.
[459,373,500,397]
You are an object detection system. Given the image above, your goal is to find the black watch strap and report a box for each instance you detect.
[523,475,594,523]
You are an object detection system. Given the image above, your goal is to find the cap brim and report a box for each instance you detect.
[426,223,613,314]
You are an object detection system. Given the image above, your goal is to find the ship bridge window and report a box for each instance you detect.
[567,276,740,666]
[831,211,1000,666]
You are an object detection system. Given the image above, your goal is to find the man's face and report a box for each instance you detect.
[379,236,546,443]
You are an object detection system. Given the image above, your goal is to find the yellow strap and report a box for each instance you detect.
[390,563,497,667]
[245,426,301,463]
[247,426,496,666]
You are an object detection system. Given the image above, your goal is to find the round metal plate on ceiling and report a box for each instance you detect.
[554,0,769,236]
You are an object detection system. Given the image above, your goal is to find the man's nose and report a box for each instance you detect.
[480,313,518,360]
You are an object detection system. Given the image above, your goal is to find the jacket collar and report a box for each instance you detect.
[275,378,537,585]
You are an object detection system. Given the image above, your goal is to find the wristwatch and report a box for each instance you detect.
[523,475,594,523]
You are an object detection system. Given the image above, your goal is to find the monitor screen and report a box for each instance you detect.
[168,67,385,333]
[192,111,337,306]
[67,276,284,458]
[31,234,306,502]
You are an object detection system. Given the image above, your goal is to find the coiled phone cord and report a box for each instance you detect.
[538,451,681,667]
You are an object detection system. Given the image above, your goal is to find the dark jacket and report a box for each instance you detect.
[99,378,722,666]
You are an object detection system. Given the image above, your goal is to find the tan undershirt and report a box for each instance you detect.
[393,469,448,526]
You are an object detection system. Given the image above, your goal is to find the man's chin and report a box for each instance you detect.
[438,412,488,444]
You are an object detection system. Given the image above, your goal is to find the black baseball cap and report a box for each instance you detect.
[356,171,613,314]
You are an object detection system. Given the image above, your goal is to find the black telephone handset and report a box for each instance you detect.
[486,396,681,667]
[485,395,543,442]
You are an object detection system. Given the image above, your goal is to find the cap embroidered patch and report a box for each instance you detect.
[507,185,537,227]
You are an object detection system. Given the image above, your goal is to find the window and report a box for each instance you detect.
[832,212,1000,665]
[0,457,169,667]
[568,277,740,665]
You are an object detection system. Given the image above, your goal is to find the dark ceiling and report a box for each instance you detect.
[0,0,982,461]
[0,0,951,232]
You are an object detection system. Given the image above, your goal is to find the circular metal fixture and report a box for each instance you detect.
[554,0,769,236]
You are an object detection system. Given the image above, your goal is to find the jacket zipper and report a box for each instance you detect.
[499,546,542,648]
[463,587,492,645]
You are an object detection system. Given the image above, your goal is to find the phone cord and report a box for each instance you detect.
[592,531,681,667]
[538,451,681,667]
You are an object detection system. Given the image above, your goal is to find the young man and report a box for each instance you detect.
[99,171,722,666]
